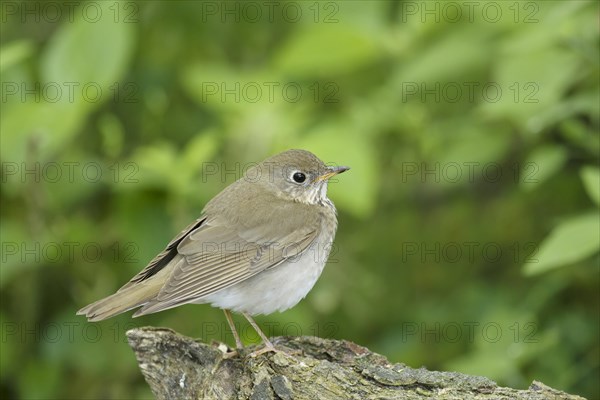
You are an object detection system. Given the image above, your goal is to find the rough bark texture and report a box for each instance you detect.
[126,327,585,400]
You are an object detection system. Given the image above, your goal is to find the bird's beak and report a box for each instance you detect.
[315,166,350,182]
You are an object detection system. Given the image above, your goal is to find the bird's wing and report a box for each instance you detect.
[116,217,206,292]
[135,213,318,314]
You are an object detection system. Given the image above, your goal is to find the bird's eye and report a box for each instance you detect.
[292,172,306,183]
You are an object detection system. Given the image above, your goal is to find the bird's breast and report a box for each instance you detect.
[201,227,336,315]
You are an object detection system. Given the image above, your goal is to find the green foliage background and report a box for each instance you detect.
[1,1,598,399]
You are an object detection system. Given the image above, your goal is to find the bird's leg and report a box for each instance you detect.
[241,312,278,357]
[223,309,244,349]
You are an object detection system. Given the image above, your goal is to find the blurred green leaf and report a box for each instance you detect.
[0,40,34,72]
[395,26,491,83]
[40,5,134,87]
[524,212,600,275]
[529,91,599,136]
[580,166,600,207]
[274,25,381,77]
[520,145,568,191]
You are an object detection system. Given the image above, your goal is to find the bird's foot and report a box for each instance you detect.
[248,343,278,358]
[222,349,240,359]
[213,341,240,359]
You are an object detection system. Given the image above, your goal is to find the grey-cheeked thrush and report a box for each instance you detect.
[77,149,349,356]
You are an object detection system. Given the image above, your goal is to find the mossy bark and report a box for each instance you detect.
[126,327,585,400]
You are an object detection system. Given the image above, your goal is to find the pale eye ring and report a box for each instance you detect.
[292,171,306,183]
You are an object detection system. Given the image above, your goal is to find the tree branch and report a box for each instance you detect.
[126,327,584,400]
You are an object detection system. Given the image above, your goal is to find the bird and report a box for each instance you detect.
[77,149,349,356]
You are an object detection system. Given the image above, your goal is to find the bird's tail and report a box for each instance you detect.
[77,279,162,321]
